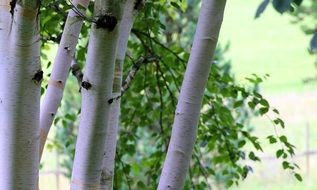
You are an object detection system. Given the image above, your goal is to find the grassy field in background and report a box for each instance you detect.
[39,0,317,189]
[220,0,317,94]
[221,0,317,189]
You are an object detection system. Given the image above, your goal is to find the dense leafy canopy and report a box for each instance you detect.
[40,0,300,189]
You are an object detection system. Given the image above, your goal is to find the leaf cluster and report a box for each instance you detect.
[39,0,301,189]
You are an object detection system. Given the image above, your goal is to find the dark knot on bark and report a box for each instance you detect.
[95,14,118,31]
[32,70,43,84]
[81,81,92,90]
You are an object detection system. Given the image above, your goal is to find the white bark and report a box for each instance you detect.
[100,0,137,189]
[71,0,125,189]
[0,0,10,41]
[0,1,41,189]
[39,0,90,159]
[157,0,227,189]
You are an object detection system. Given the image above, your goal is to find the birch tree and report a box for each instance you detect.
[158,0,227,189]
[0,0,41,189]
[46,0,298,189]
[39,0,90,159]
[100,0,140,189]
[70,0,126,189]
[0,0,301,189]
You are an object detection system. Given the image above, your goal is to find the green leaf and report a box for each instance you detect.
[309,32,317,52]
[274,118,285,128]
[294,173,303,181]
[294,163,300,169]
[259,99,269,107]
[65,114,76,121]
[283,153,288,159]
[234,100,243,108]
[272,0,292,14]
[276,149,284,158]
[279,135,287,143]
[47,61,52,68]
[267,135,277,144]
[273,108,280,114]
[46,143,53,151]
[170,2,182,11]
[292,0,303,6]
[248,101,256,109]
[249,152,261,161]
[41,87,45,95]
[255,0,270,18]
[254,142,263,151]
[238,140,246,148]
[226,180,234,187]
[137,181,146,188]
[282,161,290,169]
[259,107,269,115]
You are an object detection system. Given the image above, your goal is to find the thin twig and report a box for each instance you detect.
[155,62,168,152]
[108,55,158,103]
[131,29,187,67]
[155,62,177,108]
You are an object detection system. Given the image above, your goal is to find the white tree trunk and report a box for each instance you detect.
[157,0,227,189]
[39,0,90,159]
[0,0,41,189]
[100,0,137,189]
[71,0,125,189]
[0,0,10,41]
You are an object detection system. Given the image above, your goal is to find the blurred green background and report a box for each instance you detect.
[221,0,317,189]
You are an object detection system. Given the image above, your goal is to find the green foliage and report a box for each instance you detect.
[256,0,317,64]
[255,0,270,18]
[272,0,293,14]
[255,0,303,17]
[40,0,301,189]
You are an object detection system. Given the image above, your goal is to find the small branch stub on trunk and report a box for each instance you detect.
[10,0,17,16]
[81,81,92,90]
[32,70,43,84]
[95,14,118,31]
